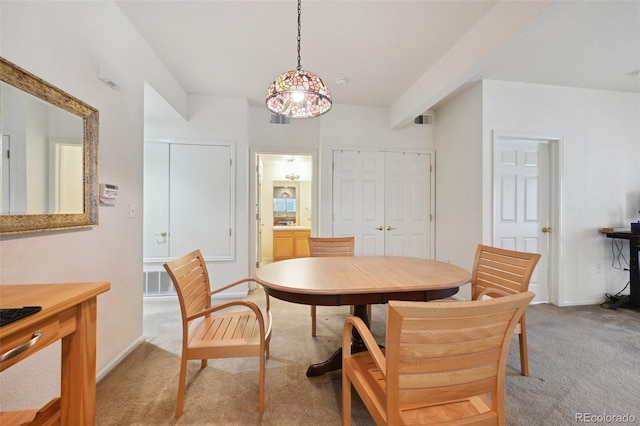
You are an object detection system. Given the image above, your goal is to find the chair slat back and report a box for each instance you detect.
[164,249,212,323]
[308,237,354,257]
[471,245,541,298]
[385,292,534,424]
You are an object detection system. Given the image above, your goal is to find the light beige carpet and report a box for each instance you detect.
[96,287,640,425]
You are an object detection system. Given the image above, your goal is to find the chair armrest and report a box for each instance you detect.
[343,316,386,375]
[187,300,265,324]
[209,277,256,297]
[473,287,512,300]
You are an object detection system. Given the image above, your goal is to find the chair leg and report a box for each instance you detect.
[176,356,188,417]
[259,351,265,413]
[311,305,317,337]
[519,316,529,376]
[342,369,352,426]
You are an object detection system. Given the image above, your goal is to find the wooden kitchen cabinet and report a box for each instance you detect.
[293,231,311,258]
[273,229,310,261]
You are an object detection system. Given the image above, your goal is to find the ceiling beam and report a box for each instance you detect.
[389,0,557,129]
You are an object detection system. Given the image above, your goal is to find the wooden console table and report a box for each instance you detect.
[0,282,110,425]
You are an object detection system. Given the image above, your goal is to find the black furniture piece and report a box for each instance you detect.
[605,231,640,308]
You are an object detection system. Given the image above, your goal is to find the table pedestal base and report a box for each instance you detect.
[306,304,370,377]
[306,348,344,377]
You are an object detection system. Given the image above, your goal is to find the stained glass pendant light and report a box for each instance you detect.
[265,0,332,118]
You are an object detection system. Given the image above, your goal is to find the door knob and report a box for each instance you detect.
[386,226,396,231]
[155,231,168,237]
[541,227,551,233]
[375,226,384,231]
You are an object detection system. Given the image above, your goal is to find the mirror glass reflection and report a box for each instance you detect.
[1,81,84,215]
[273,182,298,226]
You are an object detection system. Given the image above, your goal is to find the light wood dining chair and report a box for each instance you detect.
[470,244,541,376]
[164,249,272,417]
[342,292,535,426]
[307,237,368,337]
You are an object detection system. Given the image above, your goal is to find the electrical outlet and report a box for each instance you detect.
[596,263,602,274]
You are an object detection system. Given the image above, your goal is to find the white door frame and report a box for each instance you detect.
[249,147,318,277]
[491,131,563,305]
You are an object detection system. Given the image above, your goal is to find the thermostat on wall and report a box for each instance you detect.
[99,183,119,205]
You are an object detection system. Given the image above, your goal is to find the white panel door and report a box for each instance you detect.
[332,150,385,255]
[333,150,432,258]
[384,152,431,258]
[494,138,549,302]
[170,144,232,258]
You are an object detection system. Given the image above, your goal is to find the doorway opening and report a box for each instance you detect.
[251,151,315,275]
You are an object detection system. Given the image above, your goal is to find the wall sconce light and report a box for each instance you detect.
[285,173,300,181]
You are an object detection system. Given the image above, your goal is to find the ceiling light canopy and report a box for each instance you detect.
[265,0,331,119]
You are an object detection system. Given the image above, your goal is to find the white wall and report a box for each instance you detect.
[432,83,484,300]
[0,1,185,411]
[249,106,320,151]
[482,80,640,305]
[435,79,640,306]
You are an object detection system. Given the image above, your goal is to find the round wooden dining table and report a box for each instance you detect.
[254,256,471,376]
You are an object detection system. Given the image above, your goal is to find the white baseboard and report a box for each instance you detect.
[213,290,248,300]
[97,336,145,382]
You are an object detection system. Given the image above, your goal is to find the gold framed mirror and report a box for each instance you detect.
[0,57,99,235]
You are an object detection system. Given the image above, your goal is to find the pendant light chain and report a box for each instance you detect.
[296,0,302,71]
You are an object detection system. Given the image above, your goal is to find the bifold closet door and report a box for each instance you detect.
[332,150,385,255]
[384,151,431,259]
[332,150,432,258]
[144,142,233,261]
[169,144,232,259]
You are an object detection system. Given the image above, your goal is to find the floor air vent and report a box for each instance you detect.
[270,114,291,125]
[143,270,176,296]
